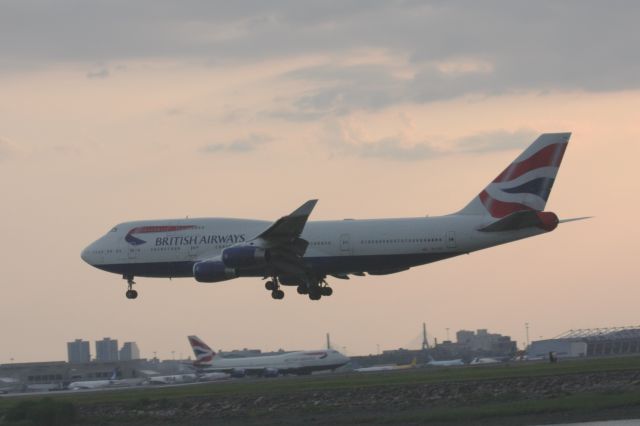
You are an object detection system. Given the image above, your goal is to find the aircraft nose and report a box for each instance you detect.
[81,243,94,265]
[80,247,90,264]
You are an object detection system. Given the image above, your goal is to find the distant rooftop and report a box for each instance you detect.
[554,326,640,341]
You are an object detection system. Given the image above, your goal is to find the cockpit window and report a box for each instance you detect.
[110,227,118,232]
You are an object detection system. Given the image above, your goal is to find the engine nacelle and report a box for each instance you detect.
[222,246,270,269]
[263,368,279,378]
[193,261,237,283]
[230,368,246,378]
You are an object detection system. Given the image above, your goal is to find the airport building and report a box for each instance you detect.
[431,329,517,360]
[456,329,517,354]
[95,338,119,362]
[119,342,140,361]
[528,326,640,358]
[67,339,91,364]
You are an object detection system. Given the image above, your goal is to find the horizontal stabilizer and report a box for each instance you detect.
[479,210,559,232]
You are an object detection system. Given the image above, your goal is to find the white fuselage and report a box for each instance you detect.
[81,214,545,280]
[202,349,349,374]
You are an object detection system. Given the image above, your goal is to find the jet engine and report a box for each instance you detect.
[193,261,237,283]
[222,246,270,269]
[230,368,246,378]
[263,368,279,378]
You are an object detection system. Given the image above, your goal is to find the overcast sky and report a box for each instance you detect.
[1,1,639,362]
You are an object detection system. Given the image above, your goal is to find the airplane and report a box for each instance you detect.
[187,335,350,377]
[0,377,19,394]
[426,355,465,367]
[469,357,501,365]
[68,370,119,390]
[139,369,228,385]
[144,373,197,385]
[67,369,141,390]
[81,133,586,300]
[355,357,417,372]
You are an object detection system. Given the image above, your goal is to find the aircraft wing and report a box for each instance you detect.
[248,200,318,276]
[254,199,318,246]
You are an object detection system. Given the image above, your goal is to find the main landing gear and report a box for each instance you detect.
[124,275,138,300]
[297,278,333,301]
[265,277,284,300]
[307,279,333,301]
[265,276,334,301]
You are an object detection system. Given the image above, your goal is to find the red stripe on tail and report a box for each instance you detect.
[479,191,533,218]
[493,143,567,183]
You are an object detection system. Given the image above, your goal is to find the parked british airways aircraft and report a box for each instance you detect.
[187,335,349,376]
[81,133,585,300]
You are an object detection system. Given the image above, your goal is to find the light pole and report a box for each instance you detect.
[525,323,530,349]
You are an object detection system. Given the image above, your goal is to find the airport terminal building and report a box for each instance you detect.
[528,326,640,358]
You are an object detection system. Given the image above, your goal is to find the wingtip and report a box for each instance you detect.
[291,199,318,216]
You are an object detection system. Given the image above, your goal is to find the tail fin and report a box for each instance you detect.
[458,133,571,217]
[188,335,216,365]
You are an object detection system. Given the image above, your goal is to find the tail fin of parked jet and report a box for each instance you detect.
[188,335,216,365]
[458,133,571,218]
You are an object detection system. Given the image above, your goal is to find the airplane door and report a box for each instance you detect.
[447,231,457,249]
[187,244,198,259]
[339,233,352,255]
[127,245,138,260]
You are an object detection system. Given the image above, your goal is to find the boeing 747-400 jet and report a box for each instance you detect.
[187,335,350,377]
[81,133,586,300]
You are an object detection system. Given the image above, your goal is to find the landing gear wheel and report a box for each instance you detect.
[308,289,322,300]
[124,275,137,300]
[321,287,333,296]
[271,289,285,300]
[297,285,308,295]
[265,281,276,291]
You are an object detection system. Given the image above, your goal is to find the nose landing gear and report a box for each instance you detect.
[124,275,138,299]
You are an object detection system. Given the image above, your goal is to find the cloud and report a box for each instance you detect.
[1,2,639,111]
[349,137,439,161]
[86,66,110,79]
[324,122,536,161]
[452,129,537,154]
[201,133,272,153]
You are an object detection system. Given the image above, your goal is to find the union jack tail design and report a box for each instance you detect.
[459,133,571,218]
[187,335,216,365]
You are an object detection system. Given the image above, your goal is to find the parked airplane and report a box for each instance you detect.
[187,335,349,376]
[470,357,501,365]
[355,357,417,372]
[144,373,197,385]
[81,133,586,300]
[68,370,119,390]
[140,369,228,385]
[426,355,465,366]
[0,377,19,394]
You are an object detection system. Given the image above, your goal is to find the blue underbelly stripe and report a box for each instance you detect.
[94,252,462,278]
